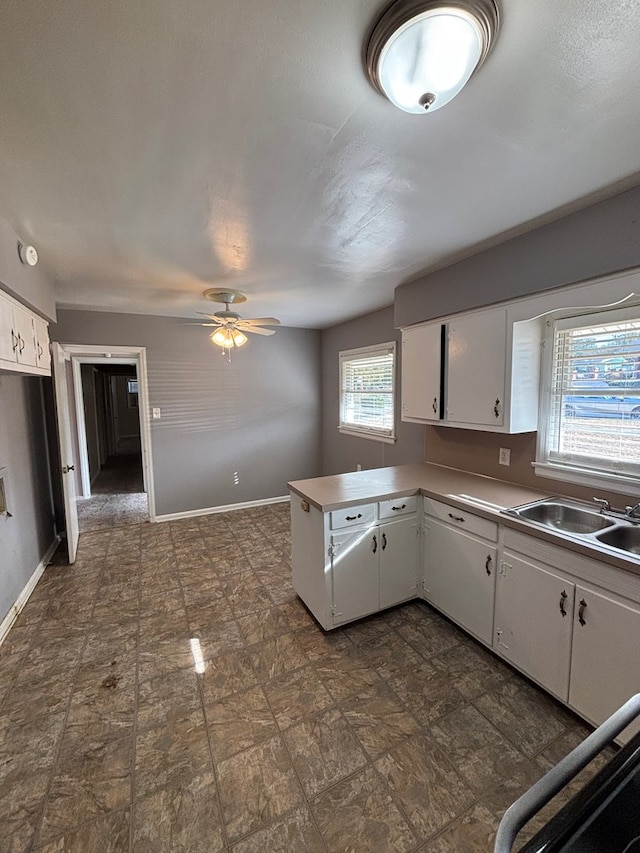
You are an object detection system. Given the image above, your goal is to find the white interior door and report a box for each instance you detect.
[51,342,79,563]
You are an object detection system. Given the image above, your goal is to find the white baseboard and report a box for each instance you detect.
[0,535,60,646]
[154,495,290,524]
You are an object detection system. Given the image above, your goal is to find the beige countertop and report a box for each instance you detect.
[289,462,552,514]
[288,463,640,576]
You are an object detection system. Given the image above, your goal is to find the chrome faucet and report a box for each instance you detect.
[593,497,611,514]
[625,502,640,519]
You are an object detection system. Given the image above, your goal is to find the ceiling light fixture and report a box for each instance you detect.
[365,0,499,114]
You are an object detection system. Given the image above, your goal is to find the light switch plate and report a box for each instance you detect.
[152,407,161,419]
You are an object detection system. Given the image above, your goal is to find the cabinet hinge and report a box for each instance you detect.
[328,541,343,559]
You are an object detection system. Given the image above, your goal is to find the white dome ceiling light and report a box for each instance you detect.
[365,0,499,114]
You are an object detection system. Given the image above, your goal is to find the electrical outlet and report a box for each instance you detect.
[152,407,161,419]
[356,463,362,472]
[499,447,511,466]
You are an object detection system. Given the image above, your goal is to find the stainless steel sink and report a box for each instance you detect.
[509,500,616,534]
[596,526,640,555]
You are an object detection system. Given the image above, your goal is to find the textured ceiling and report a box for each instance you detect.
[1,0,640,328]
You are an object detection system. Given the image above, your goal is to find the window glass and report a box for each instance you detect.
[339,343,396,442]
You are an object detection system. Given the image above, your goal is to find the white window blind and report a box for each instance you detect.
[339,343,396,441]
[545,310,640,480]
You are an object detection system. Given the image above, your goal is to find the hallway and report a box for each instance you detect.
[77,453,148,533]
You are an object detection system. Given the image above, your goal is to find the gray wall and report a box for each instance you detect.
[321,306,425,475]
[113,374,140,441]
[52,310,322,516]
[0,226,57,627]
[0,218,56,321]
[0,375,56,624]
[395,184,640,328]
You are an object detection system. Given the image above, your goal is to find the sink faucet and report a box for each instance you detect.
[593,497,611,514]
[625,502,640,519]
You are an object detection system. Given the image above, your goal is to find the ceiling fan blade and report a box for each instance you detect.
[236,317,281,327]
[244,326,276,336]
[178,322,218,326]
[196,312,226,323]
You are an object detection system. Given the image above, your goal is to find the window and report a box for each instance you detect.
[127,378,139,409]
[535,306,640,492]
[339,342,396,442]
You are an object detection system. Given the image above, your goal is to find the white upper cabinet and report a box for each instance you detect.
[447,310,506,427]
[401,305,542,433]
[0,289,51,376]
[401,322,442,422]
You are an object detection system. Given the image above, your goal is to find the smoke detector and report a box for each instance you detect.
[17,242,38,267]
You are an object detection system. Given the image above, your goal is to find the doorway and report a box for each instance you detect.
[51,343,155,561]
[74,361,148,532]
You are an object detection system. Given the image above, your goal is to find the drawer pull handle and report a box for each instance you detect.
[372,534,377,554]
[485,555,492,575]
[11,330,19,352]
[559,590,568,617]
[382,532,387,551]
[448,513,465,523]
[391,504,406,512]
[432,397,438,414]
[345,514,362,521]
[494,398,501,419]
[578,598,587,626]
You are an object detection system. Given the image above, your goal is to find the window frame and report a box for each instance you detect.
[534,305,640,495]
[338,342,397,444]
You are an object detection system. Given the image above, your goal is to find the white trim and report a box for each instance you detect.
[337,427,397,444]
[532,461,640,496]
[71,358,92,497]
[56,344,156,522]
[154,495,290,523]
[0,536,60,646]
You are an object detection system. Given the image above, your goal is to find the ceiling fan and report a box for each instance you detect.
[189,289,281,350]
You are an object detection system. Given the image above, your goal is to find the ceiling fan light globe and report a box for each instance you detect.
[211,328,233,348]
[232,330,248,347]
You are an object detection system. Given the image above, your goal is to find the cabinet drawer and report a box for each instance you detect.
[330,503,375,530]
[424,498,497,541]
[378,495,418,520]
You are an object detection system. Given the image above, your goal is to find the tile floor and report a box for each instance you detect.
[0,503,615,852]
[77,454,148,532]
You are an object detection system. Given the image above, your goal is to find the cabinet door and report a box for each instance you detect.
[401,323,442,422]
[570,585,640,742]
[423,517,496,644]
[331,528,379,626]
[12,303,37,367]
[33,316,51,372]
[0,291,18,364]
[495,552,574,701]
[446,309,506,426]
[379,516,419,610]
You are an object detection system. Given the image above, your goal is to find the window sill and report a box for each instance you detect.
[338,427,396,445]
[533,460,640,496]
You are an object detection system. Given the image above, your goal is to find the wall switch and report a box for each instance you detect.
[152,407,161,419]
[356,463,362,472]
[499,447,511,466]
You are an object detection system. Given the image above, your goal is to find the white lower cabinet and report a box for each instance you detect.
[290,492,418,630]
[499,531,640,742]
[423,500,497,645]
[495,551,574,701]
[569,584,640,740]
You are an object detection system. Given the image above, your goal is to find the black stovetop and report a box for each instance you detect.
[520,729,640,852]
